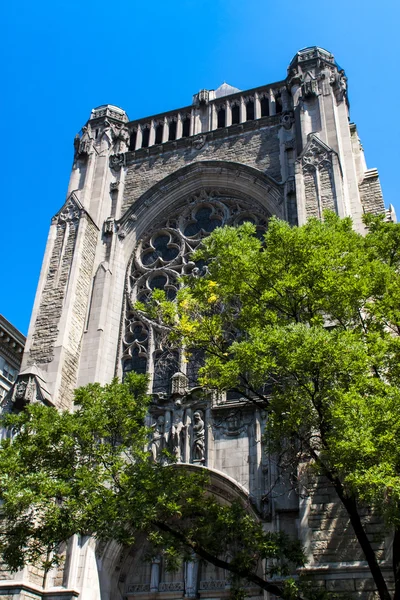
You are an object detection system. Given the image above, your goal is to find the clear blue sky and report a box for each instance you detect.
[1,0,399,335]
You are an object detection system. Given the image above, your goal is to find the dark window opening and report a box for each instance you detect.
[152,350,179,395]
[124,348,147,375]
[226,390,242,402]
[129,131,137,151]
[275,95,282,114]
[231,104,240,124]
[187,349,205,388]
[142,127,150,148]
[182,117,191,138]
[246,100,254,121]
[169,120,177,141]
[261,97,269,117]
[217,107,226,128]
[155,124,163,145]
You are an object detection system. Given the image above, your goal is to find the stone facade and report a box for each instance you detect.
[0,315,25,406]
[3,47,396,600]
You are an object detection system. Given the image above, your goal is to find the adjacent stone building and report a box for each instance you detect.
[3,47,394,600]
[0,315,25,402]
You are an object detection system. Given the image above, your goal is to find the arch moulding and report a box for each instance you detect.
[117,160,284,262]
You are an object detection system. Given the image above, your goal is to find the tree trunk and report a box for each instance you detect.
[332,482,391,600]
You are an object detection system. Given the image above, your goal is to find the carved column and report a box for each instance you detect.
[162,116,169,143]
[190,109,195,136]
[225,100,232,127]
[176,113,183,139]
[239,96,246,123]
[184,555,198,598]
[135,126,143,150]
[254,92,261,119]
[270,89,277,115]
[149,120,156,147]
[150,557,161,593]
[210,104,218,130]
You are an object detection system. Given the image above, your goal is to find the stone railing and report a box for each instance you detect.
[127,84,285,152]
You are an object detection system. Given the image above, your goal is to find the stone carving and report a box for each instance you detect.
[74,124,93,158]
[330,70,348,101]
[56,197,81,224]
[199,580,228,590]
[110,181,120,191]
[192,135,206,150]
[109,154,124,171]
[301,78,319,98]
[171,372,188,396]
[192,410,205,462]
[103,218,115,236]
[149,415,166,462]
[159,582,184,592]
[302,138,332,171]
[213,409,251,437]
[280,112,294,130]
[169,399,185,462]
[12,376,36,406]
[111,124,130,154]
[126,584,150,593]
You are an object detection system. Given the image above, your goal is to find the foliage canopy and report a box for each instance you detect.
[142,212,400,600]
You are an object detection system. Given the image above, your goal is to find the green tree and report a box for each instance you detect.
[0,373,304,599]
[143,213,400,600]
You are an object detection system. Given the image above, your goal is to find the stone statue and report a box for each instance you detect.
[149,415,165,462]
[170,400,185,462]
[113,125,130,154]
[74,124,92,157]
[192,410,205,462]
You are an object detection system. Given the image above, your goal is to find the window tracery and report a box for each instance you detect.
[122,190,269,392]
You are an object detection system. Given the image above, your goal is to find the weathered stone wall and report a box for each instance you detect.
[308,477,386,564]
[123,119,281,213]
[58,216,98,409]
[359,170,385,215]
[320,167,335,211]
[29,220,79,367]
[304,170,319,219]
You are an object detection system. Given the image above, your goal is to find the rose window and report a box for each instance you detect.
[122,191,269,394]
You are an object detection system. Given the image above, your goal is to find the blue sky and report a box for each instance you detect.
[1,0,399,335]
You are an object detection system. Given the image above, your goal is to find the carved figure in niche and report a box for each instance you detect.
[76,124,93,156]
[149,415,166,462]
[192,410,205,462]
[14,379,28,401]
[112,125,130,154]
[170,399,185,462]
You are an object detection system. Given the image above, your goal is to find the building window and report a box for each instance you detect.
[261,96,269,117]
[155,123,163,145]
[168,120,177,141]
[182,117,191,138]
[246,99,254,121]
[142,127,150,148]
[275,94,282,114]
[217,107,226,128]
[0,357,17,382]
[129,130,137,151]
[231,104,240,125]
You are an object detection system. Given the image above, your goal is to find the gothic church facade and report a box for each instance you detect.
[3,47,392,600]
